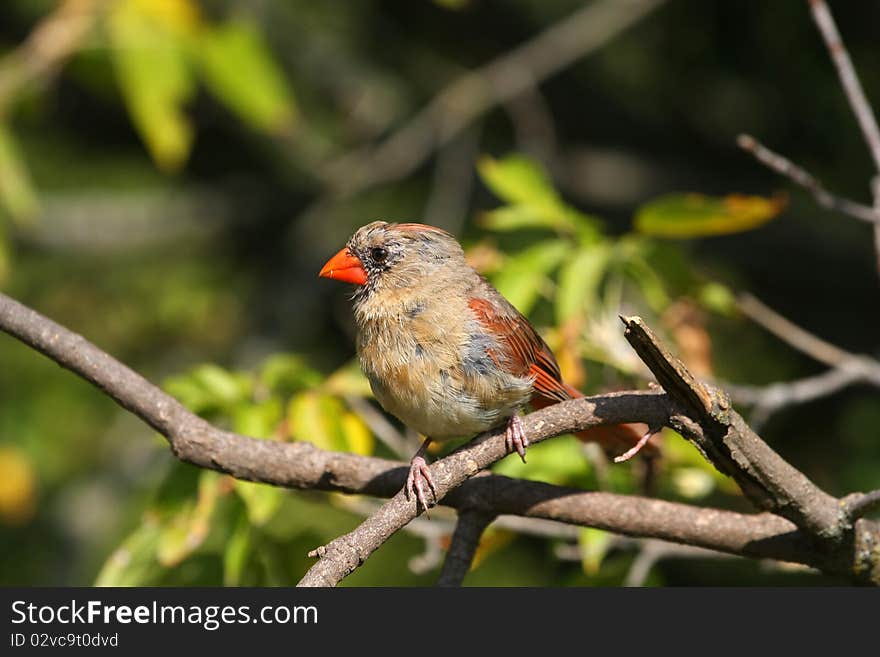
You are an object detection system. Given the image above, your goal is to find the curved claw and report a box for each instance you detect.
[405,456,437,511]
[504,414,529,463]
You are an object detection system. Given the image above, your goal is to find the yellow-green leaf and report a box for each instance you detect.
[635,193,786,238]
[232,398,282,438]
[340,412,373,456]
[578,527,612,576]
[194,20,296,134]
[491,239,568,315]
[156,470,220,567]
[223,512,252,586]
[0,124,39,223]
[699,281,736,316]
[94,516,162,586]
[555,243,611,324]
[234,480,283,526]
[109,0,195,172]
[477,154,558,207]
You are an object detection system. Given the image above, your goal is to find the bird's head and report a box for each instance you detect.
[319,221,464,298]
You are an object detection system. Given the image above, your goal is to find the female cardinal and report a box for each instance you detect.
[320,221,654,510]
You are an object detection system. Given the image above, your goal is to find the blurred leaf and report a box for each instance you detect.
[259,353,322,396]
[132,0,200,35]
[0,225,9,284]
[0,124,39,223]
[232,398,283,438]
[223,511,253,586]
[477,154,558,207]
[625,256,670,311]
[699,281,736,316]
[578,527,612,575]
[323,359,372,397]
[156,470,221,567]
[108,0,195,172]
[555,242,612,324]
[0,444,37,525]
[165,364,252,414]
[287,391,373,455]
[94,515,162,586]
[340,412,374,456]
[671,467,716,499]
[493,435,589,485]
[193,19,296,134]
[234,480,283,526]
[491,239,568,315]
[635,193,786,238]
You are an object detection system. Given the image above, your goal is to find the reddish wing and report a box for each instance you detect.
[467,297,573,404]
[468,294,657,457]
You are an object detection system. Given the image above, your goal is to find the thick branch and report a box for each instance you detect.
[621,316,841,539]
[2,292,878,585]
[436,510,496,587]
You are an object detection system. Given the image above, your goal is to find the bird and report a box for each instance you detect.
[319,220,656,510]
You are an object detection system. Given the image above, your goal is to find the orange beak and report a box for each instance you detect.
[319,248,368,286]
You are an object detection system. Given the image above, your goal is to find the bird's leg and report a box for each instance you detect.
[406,437,437,511]
[505,414,529,463]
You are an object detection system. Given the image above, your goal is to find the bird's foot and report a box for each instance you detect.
[405,455,437,511]
[613,427,657,463]
[505,414,529,463]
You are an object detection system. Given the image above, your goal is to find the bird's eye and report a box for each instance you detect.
[370,246,388,263]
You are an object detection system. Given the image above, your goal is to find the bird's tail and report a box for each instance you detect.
[530,383,659,460]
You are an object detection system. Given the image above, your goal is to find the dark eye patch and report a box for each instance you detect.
[370,246,389,263]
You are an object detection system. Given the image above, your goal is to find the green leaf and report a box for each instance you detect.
[490,239,568,315]
[223,511,253,586]
[232,398,282,438]
[234,480,283,526]
[477,154,558,207]
[193,19,296,134]
[165,364,252,414]
[94,516,162,586]
[555,242,612,324]
[0,124,39,223]
[259,353,322,395]
[635,193,785,238]
[322,359,372,397]
[493,435,589,485]
[108,0,195,172]
[699,281,736,316]
[578,527,613,576]
[156,470,221,567]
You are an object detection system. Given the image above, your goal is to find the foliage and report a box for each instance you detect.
[0,0,877,587]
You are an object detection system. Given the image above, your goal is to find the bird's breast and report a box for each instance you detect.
[355,296,532,440]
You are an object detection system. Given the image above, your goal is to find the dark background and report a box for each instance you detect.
[0,0,877,586]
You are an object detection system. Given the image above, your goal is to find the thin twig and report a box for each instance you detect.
[623,539,741,587]
[436,510,496,586]
[726,367,866,430]
[807,0,880,277]
[736,134,878,224]
[737,294,880,384]
[807,0,880,173]
[319,0,667,196]
[2,292,878,585]
[0,0,102,118]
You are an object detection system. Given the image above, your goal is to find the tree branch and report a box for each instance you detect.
[318,0,666,196]
[436,510,496,586]
[736,134,879,224]
[807,0,880,277]
[2,291,878,585]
